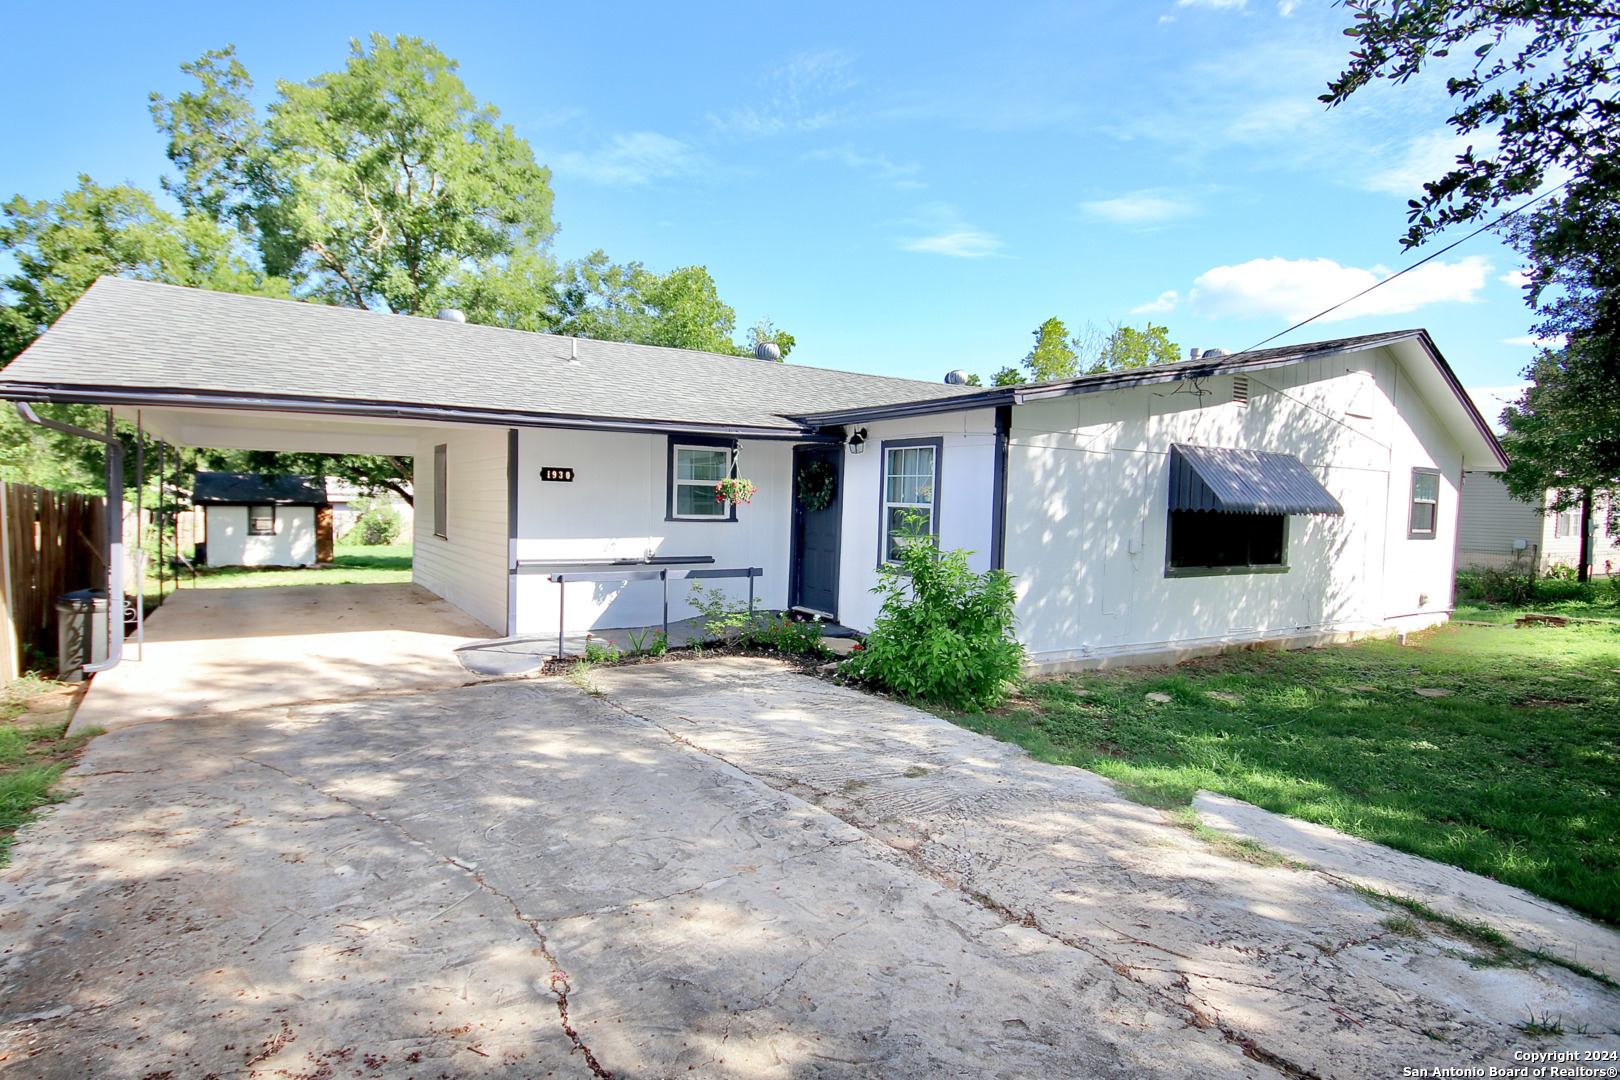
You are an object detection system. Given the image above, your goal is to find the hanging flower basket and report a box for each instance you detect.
[796,460,837,511]
[714,477,758,505]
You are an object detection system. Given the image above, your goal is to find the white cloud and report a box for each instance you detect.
[1499,270,1532,288]
[1176,0,1247,7]
[802,144,922,187]
[903,231,1004,258]
[899,202,1004,258]
[1188,255,1492,322]
[1466,384,1529,435]
[1361,131,1482,196]
[1081,189,1198,226]
[1133,290,1181,314]
[1502,335,1564,348]
[550,132,711,186]
[709,50,856,136]
[1278,0,1298,13]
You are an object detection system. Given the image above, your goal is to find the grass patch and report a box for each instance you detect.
[946,620,1620,925]
[191,543,413,589]
[0,677,99,864]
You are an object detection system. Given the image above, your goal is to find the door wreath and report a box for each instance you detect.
[797,459,837,511]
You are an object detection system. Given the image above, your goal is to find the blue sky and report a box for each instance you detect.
[2,0,1544,396]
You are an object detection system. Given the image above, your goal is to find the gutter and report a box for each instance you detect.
[0,383,839,444]
[14,403,123,673]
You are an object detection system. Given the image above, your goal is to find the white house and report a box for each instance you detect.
[1458,475,1618,577]
[0,279,1507,670]
[193,472,330,568]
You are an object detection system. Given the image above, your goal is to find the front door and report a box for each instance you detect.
[791,444,843,618]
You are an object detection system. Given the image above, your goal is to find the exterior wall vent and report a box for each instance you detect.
[1232,376,1250,406]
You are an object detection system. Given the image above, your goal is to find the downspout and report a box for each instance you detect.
[15,403,123,672]
[990,405,1012,571]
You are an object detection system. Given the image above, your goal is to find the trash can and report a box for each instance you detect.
[56,588,109,682]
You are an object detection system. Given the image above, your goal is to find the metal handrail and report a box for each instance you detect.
[546,566,763,659]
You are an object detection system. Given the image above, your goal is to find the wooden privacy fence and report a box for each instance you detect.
[1,482,107,678]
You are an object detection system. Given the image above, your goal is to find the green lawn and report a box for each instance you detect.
[189,543,412,589]
[948,620,1620,925]
[0,676,97,864]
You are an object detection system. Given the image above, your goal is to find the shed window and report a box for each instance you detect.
[433,444,448,539]
[882,440,940,563]
[672,445,732,519]
[1409,469,1439,539]
[1166,511,1286,574]
[248,505,276,536]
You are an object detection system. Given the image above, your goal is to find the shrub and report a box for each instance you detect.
[686,584,828,656]
[1456,567,1536,605]
[842,517,1024,709]
[352,500,402,545]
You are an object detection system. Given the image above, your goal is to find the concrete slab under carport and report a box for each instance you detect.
[70,582,498,734]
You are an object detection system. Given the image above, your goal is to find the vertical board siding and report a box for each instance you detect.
[1003,352,1469,666]
[412,428,508,634]
[3,483,107,671]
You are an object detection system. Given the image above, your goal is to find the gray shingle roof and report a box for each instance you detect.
[0,278,982,434]
[193,472,329,506]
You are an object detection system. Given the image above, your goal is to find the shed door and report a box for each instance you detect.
[791,445,843,618]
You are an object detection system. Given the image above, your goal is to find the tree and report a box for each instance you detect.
[1324,3,1620,525]
[1093,322,1180,372]
[1023,317,1081,382]
[151,35,557,315]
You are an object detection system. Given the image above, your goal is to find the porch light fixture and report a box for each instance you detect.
[847,427,868,454]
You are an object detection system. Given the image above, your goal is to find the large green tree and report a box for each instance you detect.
[152,36,557,316]
[1324,2,1620,561]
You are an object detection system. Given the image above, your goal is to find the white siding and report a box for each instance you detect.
[836,410,999,631]
[1457,473,1544,570]
[202,504,316,566]
[412,427,508,634]
[1004,348,1468,667]
[511,430,794,634]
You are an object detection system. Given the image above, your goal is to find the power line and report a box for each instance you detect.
[1240,180,1571,354]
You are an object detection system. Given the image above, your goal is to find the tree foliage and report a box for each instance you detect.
[989,318,1180,386]
[1326,3,1620,520]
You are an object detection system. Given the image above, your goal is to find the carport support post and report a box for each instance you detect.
[661,570,669,643]
[557,579,565,661]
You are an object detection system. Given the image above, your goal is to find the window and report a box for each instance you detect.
[1553,508,1577,538]
[433,444,448,539]
[667,437,737,521]
[248,505,276,536]
[1409,468,1439,539]
[881,439,941,563]
[1166,511,1287,575]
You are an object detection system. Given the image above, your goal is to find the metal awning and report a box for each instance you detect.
[1168,444,1344,515]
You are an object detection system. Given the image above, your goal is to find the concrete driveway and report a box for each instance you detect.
[2,658,1616,1078]
[71,583,498,733]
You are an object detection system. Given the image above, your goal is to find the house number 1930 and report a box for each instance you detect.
[541,467,574,482]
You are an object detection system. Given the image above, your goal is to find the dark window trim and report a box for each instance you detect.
[878,437,943,567]
[1163,510,1290,577]
[1408,466,1440,540]
[666,434,739,523]
[247,504,276,536]
[433,443,448,540]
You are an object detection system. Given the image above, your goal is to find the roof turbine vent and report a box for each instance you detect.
[754,341,782,361]
[1202,347,1230,359]
[944,369,973,385]
[436,308,467,323]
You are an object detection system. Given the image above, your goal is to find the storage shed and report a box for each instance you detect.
[193,473,332,567]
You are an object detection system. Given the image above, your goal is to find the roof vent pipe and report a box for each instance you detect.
[1189,347,1202,361]
[567,337,580,365]
[436,308,466,323]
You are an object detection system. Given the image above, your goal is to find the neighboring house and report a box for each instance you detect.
[326,478,414,541]
[1458,474,1619,576]
[0,278,1506,669]
[193,472,331,568]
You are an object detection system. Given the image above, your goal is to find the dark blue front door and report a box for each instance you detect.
[791,445,842,617]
